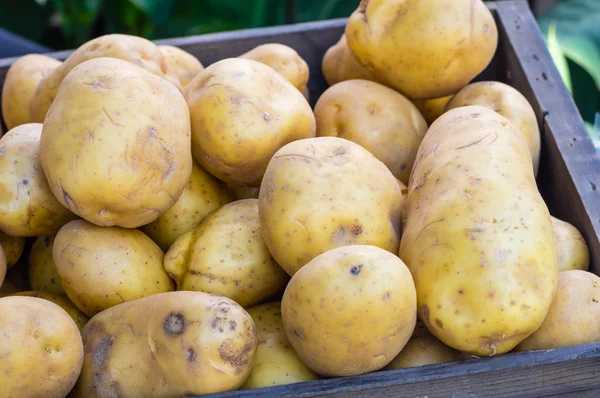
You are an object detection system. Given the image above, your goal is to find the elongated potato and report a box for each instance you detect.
[159,45,204,86]
[28,235,65,295]
[322,34,374,86]
[240,43,309,91]
[12,291,89,330]
[399,106,558,356]
[0,232,25,268]
[551,216,590,272]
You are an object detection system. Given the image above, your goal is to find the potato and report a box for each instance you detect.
[40,57,192,228]
[315,79,428,184]
[282,245,416,376]
[159,45,204,87]
[0,231,25,268]
[31,34,182,123]
[28,235,65,295]
[399,106,557,356]
[165,199,288,307]
[0,296,83,398]
[185,58,316,186]
[72,291,257,397]
[0,245,5,288]
[322,34,374,86]
[12,291,89,330]
[259,136,402,276]
[1,54,61,130]
[0,123,76,236]
[227,182,260,200]
[141,161,233,251]
[241,302,319,389]
[445,81,541,175]
[412,95,453,125]
[53,219,174,317]
[551,216,590,272]
[345,0,498,99]
[516,270,600,351]
[240,43,309,91]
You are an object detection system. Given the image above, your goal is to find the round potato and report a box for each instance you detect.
[0,123,76,236]
[0,296,83,398]
[53,219,174,317]
[141,161,233,251]
[240,43,309,91]
[259,136,402,276]
[282,245,416,376]
[322,34,374,86]
[0,245,5,288]
[445,81,541,175]
[72,291,257,397]
[345,0,498,99]
[159,44,204,87]
[13,291,89,330]
[551,216,590,272]
[412,95,453,125]
[315,79,428,184]
[0,231,26,268]
[40,57,192,228]
[185,58,316,186]
[1,54,61,130]
[242,302,319,389]
[28,235,65,295]
[165,199,288,308]
[516,270,600,351]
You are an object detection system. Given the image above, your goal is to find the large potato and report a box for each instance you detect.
[315,79,428,184]
[72,291,257,397]
[0,123,76,236]
[0,232,25,268]
[0,296,83,398]
[240,43,309,91]
[165,199,288,307]
[28,235,65,295]
[159,44,204,87]
[551,217,590,272]
[53,219,174,317]
[185,58,316,186]
[282,245,416,376]
[412,95,453,125]
[13,290,89,330]
[40,57,192,228]
[241,302,319,389]
[31,34,182,122]
[259,136,402,276]
[345,0,498,99]
[446,81,541,175]
[1,54,61,129]
[322,34,374,86]
[516,270,600,351]
[399,106,557,356]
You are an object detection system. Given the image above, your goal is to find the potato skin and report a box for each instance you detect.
[241,302,319,389]
[516,271,600,351]
[345,0,498,99]
[164,199,288,308]
[551,217,590,272]
[12,291,89,330]
[40,57,192,228]
[412,95,453,125]
[1,54,61,129]
[0,296,83,398]
[72,291,257,397]
[28,235,65,295]
[315,79,428,184]
[259,136,402,276]
[399,106,557,356]
[240,43,309,91]
[0,232,25,268]
[159,45,204,87]
[185,58,316,186]
[322,34,374,86]
[53,219,174,317]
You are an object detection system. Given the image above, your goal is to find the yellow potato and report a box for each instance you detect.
[0,245,5,288]
[12,291,89,330]
[53,219,174,317]
[40,57,192,228]
[28,235,65,295]
[240,43,309,91]
[159,44,204,86]
[1,54,61,129]
[165,199,288,308]
[0,231,26,268]
[345,0,498,99]
[412,95,453,125]
[282,245,416,376]
[322,34,374,86]
[445,81,541,174]
[259,136,402,276]
[315,79,428,184]
[31,34,182,122]
[399,106,557,356]
[0,123,76,236]
[0,296,83,398]
[72,291,257,397]
[141,161,233,251]
[551,216,590,272]
[227,182,260,200]
[185,58,316,186]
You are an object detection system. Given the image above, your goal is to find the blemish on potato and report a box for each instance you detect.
[229,320,237,331]
[350,264,363,275]
[435,319,444,329]
[218,341,254,374]
[186,349,196,362]
[351,224,363,236]
[163,312,186,336]
[382,292,390,302]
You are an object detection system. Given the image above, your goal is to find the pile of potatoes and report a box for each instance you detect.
[0,0,596,397]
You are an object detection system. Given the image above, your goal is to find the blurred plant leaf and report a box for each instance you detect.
[557,34,600,90]
[128,0,174,26]
[538,0,600,49]
[547,21,573,93]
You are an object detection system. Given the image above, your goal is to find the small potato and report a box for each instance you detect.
[412,95,453,125]
[1,54,61,129]
[315,79,428,184]
[165,199,288,308]
[159,45,204,87]
[72,291,257,397]
[0,124,76,236]
[0,231,26,268]
[551,217,590,272]
[242,302,319,389]
[53,219,174,317]
[322,34,374,86]
[12,291,89,330]
[240,43,309,91]
[28,235,65,295]
[185,58,316,186]
[0,296,83,398]
[141,161,233,251]
[516,270,600,351]
[227,182,260,200]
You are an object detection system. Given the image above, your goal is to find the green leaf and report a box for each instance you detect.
[128,0,174,26]
[538,0,600,49]
[557,34,600,90]
[547,21,573,93]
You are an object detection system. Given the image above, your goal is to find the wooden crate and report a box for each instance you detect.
[0,0,599,396]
